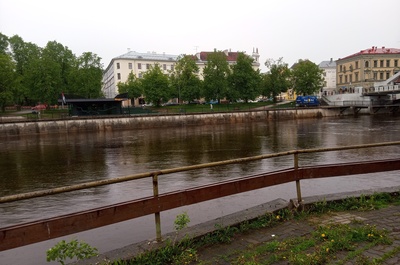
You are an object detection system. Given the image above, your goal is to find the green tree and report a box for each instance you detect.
[291,59,324,95]
[0,32,9,54]
[8,35,42,105]
[202,50,230,103]
[141,64,171,106]
[261,58,291,101]
[228,53,261,103]
[170,55,201,103]
[0,53,16,111]
[69,52,103,98]
[118,71,143,104]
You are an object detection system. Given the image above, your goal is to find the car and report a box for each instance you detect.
[31,104,47,113]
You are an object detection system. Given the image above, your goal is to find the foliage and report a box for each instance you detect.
[174,211,191,231]
[202,50,230,103]
[0,53,16,111]
[118,71,143,102]
[228,53,261,102]
[291,59,324,95]
[141,64,171,106]
[3,33,103,106]
[46,239,98,265]
[170,55,202,103]
[261,57,291,101]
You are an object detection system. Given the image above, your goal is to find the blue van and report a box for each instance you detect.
[296,96,320,107]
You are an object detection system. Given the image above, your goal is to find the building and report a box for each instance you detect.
[318,58,336,96]
[336,46,400,92]
[102,48,260,99]
[102,51,180,98]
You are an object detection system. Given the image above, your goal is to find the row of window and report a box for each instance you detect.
[338,71,392,84]
[116,62,175,71]
[339,59,399,72]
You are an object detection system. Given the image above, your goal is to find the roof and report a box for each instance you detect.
[196,50,243,62]
[339,46,400,60]
[319,59,336,68]
[114,51,180,62]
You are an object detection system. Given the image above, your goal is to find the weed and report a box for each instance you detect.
[46,239,98,265]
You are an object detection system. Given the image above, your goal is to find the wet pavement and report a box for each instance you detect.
[75,186,400,264]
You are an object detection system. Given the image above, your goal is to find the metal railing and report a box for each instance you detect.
[1,141,400,251]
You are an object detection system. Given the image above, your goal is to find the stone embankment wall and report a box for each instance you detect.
[0,108,342,137]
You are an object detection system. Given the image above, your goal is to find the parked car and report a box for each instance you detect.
[31,104,47,113]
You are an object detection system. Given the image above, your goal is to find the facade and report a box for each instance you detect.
[102,48,260,99]
[318,58,337,96]
[336,46,400,92]
[102,51,180,98]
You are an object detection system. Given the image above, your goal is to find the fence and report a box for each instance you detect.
[1,141,400,251]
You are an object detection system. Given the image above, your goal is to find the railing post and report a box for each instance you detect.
[152,174,162,242]
[294,152,303,204]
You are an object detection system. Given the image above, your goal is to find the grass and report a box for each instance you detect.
[99,192,400,265]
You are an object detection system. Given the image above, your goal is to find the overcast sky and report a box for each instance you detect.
[1,0,399,72]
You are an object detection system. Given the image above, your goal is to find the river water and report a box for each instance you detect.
[1,115,400,264]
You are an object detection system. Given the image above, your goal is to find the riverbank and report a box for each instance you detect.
[74,186,400,264]
[0,107,342,137]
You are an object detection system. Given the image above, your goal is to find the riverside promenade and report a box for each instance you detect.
[75,186,400,264]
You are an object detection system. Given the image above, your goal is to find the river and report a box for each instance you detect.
[1,115,400,264]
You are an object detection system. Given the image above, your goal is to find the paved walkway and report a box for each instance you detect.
[75,188,400,264]
[194,205,400,264]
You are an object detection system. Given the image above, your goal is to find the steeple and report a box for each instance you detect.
[252,47,260,66]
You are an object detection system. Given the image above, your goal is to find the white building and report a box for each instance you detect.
[318,58,337,96]
[102,51,180,98]
[102,48,261,99]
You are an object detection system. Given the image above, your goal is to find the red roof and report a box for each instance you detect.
[340,46,400,60]
[198,50,241,62]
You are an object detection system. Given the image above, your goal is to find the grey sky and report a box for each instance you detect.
[1,0,399,72]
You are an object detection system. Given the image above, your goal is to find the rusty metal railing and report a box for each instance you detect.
[1,141,400,251]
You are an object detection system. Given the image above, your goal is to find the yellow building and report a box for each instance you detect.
[336,46,400,92]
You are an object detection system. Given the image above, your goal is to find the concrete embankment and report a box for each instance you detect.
[0,108,342,137]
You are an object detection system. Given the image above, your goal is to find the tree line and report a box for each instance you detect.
[0,32,324,111]
[0,33,103,111]
[119,52,325,107]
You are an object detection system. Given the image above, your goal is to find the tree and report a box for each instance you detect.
[141,64,171,106]
[228,53,261,103]
[170,55,201,103]
[0,53,16,111]
[118,71,143,104]
[202,50,230,103]
[291,59,324,95]
[261,58,291,102]
[0,32,9,54]
[69,52,104,98]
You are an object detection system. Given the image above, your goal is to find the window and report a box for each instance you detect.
[386,72,390,79]
[128,63,132,69]
[339,65,343,72]
[380,60,384,67]
[379,72,383,80]
[171,65,174,71]
[146,64,150,70]
[117,73,121,80]
[345,75,348,83]
[355,61,359,69]
[365,61,369,68]
[339,75,342,84]
[355,72,359,81]
[386,60,390,67]
[373,72,377,80]
[395,60,398,67]
[117,63,120,69]
[349,74,352,83]
[163,64,166,70]
[373,60,377,67]
[138,63,142,69]
[138,73,142,78]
